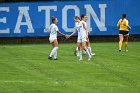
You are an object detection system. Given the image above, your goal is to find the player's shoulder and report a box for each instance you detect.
[52,24,58,28]
[75,22,79,25]
[81,20,85,23]
[51,23,55,26]
[119,19,122,22]
[81,20,84,22]
[82,20,87,25]
[125,19,128,22]
[50,23,54,27]
[80,21,85,25]
[122,19,128,23]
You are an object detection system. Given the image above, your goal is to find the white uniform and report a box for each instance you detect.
[49,24,59,43]
[81,20,89,42]
[75,21,87,43]
[81,20,87,28]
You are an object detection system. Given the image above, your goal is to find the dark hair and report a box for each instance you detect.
[52,16,56,23]
[121,13,126,22]
[74,16,80,20]
[81,14,86,20]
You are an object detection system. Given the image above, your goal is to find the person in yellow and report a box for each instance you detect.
[117,13,131,52]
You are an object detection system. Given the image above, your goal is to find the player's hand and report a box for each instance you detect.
[65,35,70,39]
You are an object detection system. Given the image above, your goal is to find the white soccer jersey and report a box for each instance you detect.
[75,21,86,39]
[81,20,87,28]
[81,20,89,33]
[49,24,59,39]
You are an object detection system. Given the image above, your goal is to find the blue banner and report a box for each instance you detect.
[0,0,140,37]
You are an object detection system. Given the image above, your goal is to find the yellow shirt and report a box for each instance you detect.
[117,18,129,31]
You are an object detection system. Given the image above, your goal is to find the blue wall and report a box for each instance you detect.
[0,0,140,37]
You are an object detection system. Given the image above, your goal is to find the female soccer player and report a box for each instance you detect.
[67,16,92,61]
[48,16,66,60]
[75,14,95,56]
[117,13,131,52]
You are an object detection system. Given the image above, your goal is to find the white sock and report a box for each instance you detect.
[79,50,82,60]
[49,47,58,57]
[54,51,57,59]
[85,48,91,58]
[76,47,78,51]
[87,47,92,54]
[77,50,80,56]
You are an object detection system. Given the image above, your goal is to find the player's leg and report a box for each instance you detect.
[86,37,95,56]
[124,34,129,52]
[74,42,81,56]
[54,51,58,60]
[74,46,79,56]
[77,42,82,60]
[48,39,58,60]
[119,34,124,52]
[52,39,59,60]
[81,40,92,60]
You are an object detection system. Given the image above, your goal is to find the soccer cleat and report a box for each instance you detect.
[48,56,52,60]
[79,58,83,61]
[125,50,128,52]
[54,58,58,60]
[91,52,95,56]
[88,56,92,61]
[77,52,80,57]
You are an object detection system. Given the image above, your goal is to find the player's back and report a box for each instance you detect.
[118,19,129,31]
[49,24,58,39]
[81,20,87,28]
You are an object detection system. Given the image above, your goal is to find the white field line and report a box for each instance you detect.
[0,80,37,83]
[0,80,127,87]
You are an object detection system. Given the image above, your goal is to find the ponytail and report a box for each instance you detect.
[121,13,126,22]
[52,16,56,23]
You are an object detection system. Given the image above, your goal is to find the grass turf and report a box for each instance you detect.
[0,42,140,93]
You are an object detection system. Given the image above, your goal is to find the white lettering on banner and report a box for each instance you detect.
[14,7,34,33]
[85,4,107,31]
[0,4,107,35]
[38,6,57,32]
[0,7,10,33]
[62,5,80,32]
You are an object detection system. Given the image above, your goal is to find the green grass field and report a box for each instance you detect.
[0,42,140,93]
